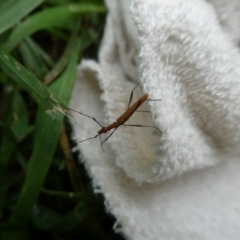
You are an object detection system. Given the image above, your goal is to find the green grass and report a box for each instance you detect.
[0,1,124,239]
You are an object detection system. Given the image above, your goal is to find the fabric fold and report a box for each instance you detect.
[69,0,240,239]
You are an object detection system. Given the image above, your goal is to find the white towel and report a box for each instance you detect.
[70,0,240,239]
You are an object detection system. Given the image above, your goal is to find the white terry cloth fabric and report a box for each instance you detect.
[69,0,240,239]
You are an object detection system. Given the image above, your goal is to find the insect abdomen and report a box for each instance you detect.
[117,94,148,124]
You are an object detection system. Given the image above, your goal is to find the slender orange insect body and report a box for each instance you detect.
[48,83,161,146]
[98,94,149,135]
[83,93,161,145]
[117,94,149,124]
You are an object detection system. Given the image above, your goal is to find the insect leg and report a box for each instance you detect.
[102,128,118,145]
[99,135,104,151]
[135,110,150,113]
[74,133,100,146]
[123,124,162,133]
[146,99,162,102]
[127,82,141,109]
[63,134,98,150]
[127,84,161,109]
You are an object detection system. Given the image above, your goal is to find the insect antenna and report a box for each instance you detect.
[46,98,103,128]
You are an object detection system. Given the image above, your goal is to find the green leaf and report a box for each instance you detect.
[16,151,27,170]
[9,91,33,142]
[0,48,62,115]
[0,90,32,168]
[25,38,55,68]
[0,0,44,34]
[9,38,81,226]
[19,39,49,79]
[0,168,8,215]
[53,202,87,232]
[0,135,16,166]
[2,3,106,52]
[31,204,61,230]
[44,27,80,84]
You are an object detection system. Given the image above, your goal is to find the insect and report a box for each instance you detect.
[48,83,161,146]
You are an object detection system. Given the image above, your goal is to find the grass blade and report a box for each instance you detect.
[25,38,55,68]
[0,0,44,34]
[19,39,49,79]
[2,3,106,52]
[44,29,79,84]
[0,48,63,115]
[9,91,33,142]
[9,39,80,226]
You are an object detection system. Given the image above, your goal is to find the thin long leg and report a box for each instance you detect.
[63,133,99,150]
[102,128,118,145]
[74,133,100,146]
[47,98,103,127]
[127,83,162,109]
[135,110,150,113]
[146,99,162,102]
[99,134,104,151]
[123,124,162,133]
[127,83,141,109]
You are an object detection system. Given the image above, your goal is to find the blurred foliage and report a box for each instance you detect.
[0,0,124,239]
